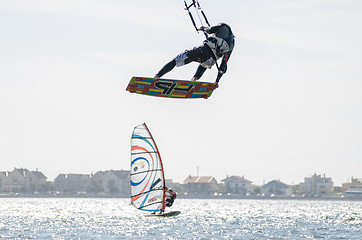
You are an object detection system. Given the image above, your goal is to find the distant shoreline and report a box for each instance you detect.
[178,194,360,201]
[0,193,360,201]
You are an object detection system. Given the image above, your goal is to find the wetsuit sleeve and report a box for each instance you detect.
[194,65,207,79]
[216,50,232,83]
[221,50,232,72]
[204,23,223,34]
[215,71,223,83]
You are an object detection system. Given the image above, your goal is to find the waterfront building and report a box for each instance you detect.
[0,172,6,192]
[221,175,253,195]
[342,177,362,199]
[183,175,219,195]
[54,174,91,193]
[89,170,106,192]
[0,168,47,193]
[261,180,292,196]
[101,170,130,194]
[298,173,334,197]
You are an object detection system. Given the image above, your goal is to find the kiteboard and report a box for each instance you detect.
[126,76,217,99]
[145,211,181,217]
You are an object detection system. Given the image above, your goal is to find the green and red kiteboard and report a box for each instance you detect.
[126,77,217,99]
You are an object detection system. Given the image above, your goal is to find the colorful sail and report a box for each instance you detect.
[130,123,166,212]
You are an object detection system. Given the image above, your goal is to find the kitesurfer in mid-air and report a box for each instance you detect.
[154,22,235,87]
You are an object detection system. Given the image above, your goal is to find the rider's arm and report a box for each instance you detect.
[203,23,223,34]
[215,50,232,83]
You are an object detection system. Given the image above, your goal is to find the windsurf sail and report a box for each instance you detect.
[130,123,166,213]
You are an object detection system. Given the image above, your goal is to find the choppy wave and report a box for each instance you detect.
[0,198,361,239]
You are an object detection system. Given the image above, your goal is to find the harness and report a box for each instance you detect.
[204,36,230,59]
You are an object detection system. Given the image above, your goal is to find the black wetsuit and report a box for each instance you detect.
[156,23,235,82]
[165,191,176,207]
[165,197,174,207]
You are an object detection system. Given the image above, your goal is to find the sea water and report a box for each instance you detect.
[0,198,360,239]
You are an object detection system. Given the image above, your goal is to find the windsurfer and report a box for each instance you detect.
[154,23,235,87]
[165,188,177,208]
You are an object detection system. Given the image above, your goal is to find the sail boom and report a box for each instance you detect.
[138,201,164,210]
[130,169,163,177]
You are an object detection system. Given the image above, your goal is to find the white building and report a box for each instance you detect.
[261,180,292,196]
[221,175,253,195]
[0,168,47,193]
[183,175,219,195]
[342,177,362,199]
[54,174,91,193]
[298,173,334,196]
[0,172,6,192]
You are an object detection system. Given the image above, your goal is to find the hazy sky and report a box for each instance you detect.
[1,0,361,186]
